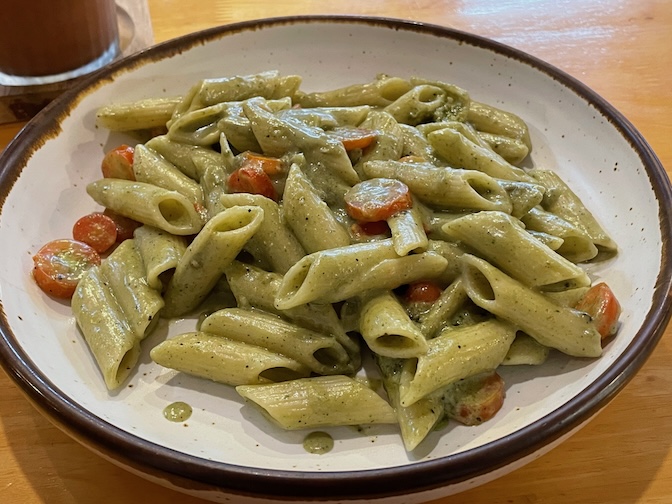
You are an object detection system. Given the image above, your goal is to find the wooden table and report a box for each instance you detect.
[1,1,671,502]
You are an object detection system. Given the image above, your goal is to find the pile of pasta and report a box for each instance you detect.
[74,71,618,451]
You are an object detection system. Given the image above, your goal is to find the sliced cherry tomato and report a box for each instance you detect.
[102,208,141,242]
[227,164,277,200]
[358,220,391,236]
[344,178,413,222]
[32,239,101,299]
[101,144,135,180]
[404,280,443,304]
[330,127,378,151]
[445,371,505,426]
[575,282,621,339]
[239,151,285,176]
[350,220,391,240]
[72,212,118,253]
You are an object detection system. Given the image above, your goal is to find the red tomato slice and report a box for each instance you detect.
[239,151,285,176]
[72,212,118,253]
[358,220,391,236]
[404,280,443,304]
[103,208,142,242]
[350,220,391,240]
[446,372,506,426]
[101,144,135,180]
[344,178,413,222]
[330,127,378,151]
[575,282,621,339]
[227,165,277,200]
[32,239,101,299]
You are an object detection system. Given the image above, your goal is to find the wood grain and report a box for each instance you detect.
[1,1,671,503]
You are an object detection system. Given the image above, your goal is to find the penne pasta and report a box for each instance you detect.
[460,254,603,357]
[133,225,187,292]
[441,211,591,290]
[162,206,264,316]
[132,144,204,208]
[387,201,429,255]
[467,101,532,150]
[145,134,228,181]
[274,239,448,309]
[219,193,306,274]
[296,74,413,108]
[427,126,528,181]
[244,96,360,186]
[529,169,618,260]
[172,70,302,117]
[86,179,204,235]
[98,239,164,340]
[363,159,512,213]
[376,356,443,451]
[50,70,622,453]
[502,334,550,366]
[358,291,428,358]
[521,206,600,263]
[72,266,139,390]
[200,308,353,375]
[236,375,398,429]
[96,96,182,131]
[150,331,310,386]
[282,163,351,253]
[399,319,516,407]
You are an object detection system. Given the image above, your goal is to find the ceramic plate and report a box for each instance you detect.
[1,16,670,504]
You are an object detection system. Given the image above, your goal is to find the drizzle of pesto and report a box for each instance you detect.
[163,401,193,422]
[303,431,334,454]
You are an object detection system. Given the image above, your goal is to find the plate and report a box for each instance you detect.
[1,15,671,504]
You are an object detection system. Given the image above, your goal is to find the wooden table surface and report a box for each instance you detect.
[1,1,671,503]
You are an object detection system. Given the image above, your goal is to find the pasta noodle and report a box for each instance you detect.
[51,70,620,452]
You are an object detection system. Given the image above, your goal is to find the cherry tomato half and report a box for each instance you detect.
[103,208,142,242]
[101,144,135,180]
[330,127,378,151]
[404,280,443,304]
[344,178,413,222]
[239,151,285,176]
[227,165,277,200]
[575,282,621,339]
[72,212,118,253]
[32,239,101,299]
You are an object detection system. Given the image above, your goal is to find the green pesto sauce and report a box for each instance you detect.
[163,401,193,422]
[303,431,334,455]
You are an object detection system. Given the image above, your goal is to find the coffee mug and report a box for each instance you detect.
[0,0,120,86]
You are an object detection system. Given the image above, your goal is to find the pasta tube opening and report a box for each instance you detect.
[463,264,496,301]
[313,347,350,369]
[115,345,141,387]
[359,290,429,358]
[157,198,195,227]
[258,367,308,383]
[377,335,421,352]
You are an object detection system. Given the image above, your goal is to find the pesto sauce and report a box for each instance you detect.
[163,401,193,422]
[303,431,334,454]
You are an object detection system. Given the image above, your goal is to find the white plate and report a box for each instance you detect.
[1,16,671,504]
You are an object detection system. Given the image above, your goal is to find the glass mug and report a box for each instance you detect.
[0,0,120,86]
